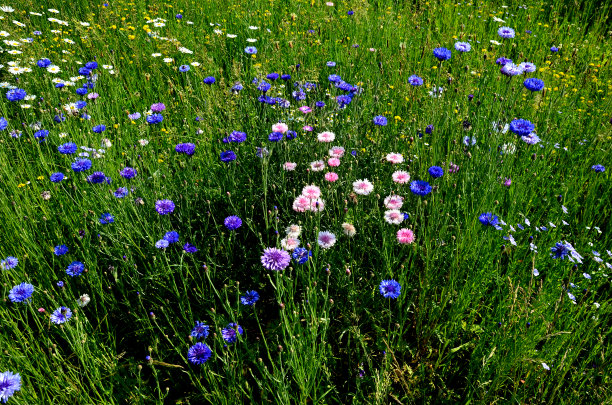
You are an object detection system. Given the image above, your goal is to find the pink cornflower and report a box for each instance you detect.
[281,237,300,251]
[328,157,340,167]
[88,92,99,100]
[503,177,512,187]
[310,160,325,172]
[386,153,404,164]
[303,125,313,132]
[384,210,404,225]
[272,122,289,134]
[329,146,345,158]
[299,106,312,114]
[397,228,415,244]
[392,170,410,184]
[325,172,339,182]
[317,131,335,143]
[283,162,297,171]
[384,195,404,210]
[353,179,374,195]
[292,196,311,212]
[448,162,459,173]
[302,185,321,199]
[317,231,336,249]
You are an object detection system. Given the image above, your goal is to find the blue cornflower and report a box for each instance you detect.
[0,371,21,402]
[336,81,353,92]
[58,142,78,154]
[327,61,337,67]
[229,131,247,143]
[54,245,69,256]
[268,132,283,142]
[78,67,91,76]
[292,247,312,264]
[1,257,19,270]
[76,87,88,96]
[113,187,128,198]
[92,125,106,133]
[37,58,52,68]
[231,83,243,92]
[347,10,354,15]
[85,61,98,70]
[496,57,512,66]
[292,89,306,100]
[6,88,27,102]
[591,164,605,173]
[187,342,212,365]
[425,125,434,134]
[286,130,297,140]
[221,323,243,343]
[71,158,92,172]
[336,94,353,108]
[240,290,259,306]
[163,231,180,243]
[478,213,499,227]
[155,199,175,215]
[433,47,451,61]
[257,81,271,92]
[175,143,196,155]
[409,180,432,196]
[34,130,49,142]
[8,283,34,303]
[119,167,137,179]
[66,261,85,277]
[244,46,257,54]
[179,65,190,72]
[87,171,108,184]
[50,306,72,324]
[408,75,423,86]
[510,119,535,136]
[146,114,163,124]
[524,78,544,92]
[281,74,291,81]
[463,136,477,146]
[373,116,387,126]
[267,73,279,81]
[155,239,169,249]
[315,101,325,108]
[203,76,216,85]
[0,117,7,131]
[428,166,444,178]
[379,279,401,299]
[220,150,236,162]
[99,213,114,224]
[183,243,198,253]
[50,172,65,183]
[328,74,342,83]
[498,26,516,38]
[224,216,242,231]
[454,41,471,52]
[550,242,570,259]
[191,321,210,339]
[550,46,559,52]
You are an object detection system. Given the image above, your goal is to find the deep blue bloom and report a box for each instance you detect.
[92,125,106,133]
[335,81,354,92]
[267,73,279,81]
[113,187,128,198]
[183,243,198,253]
[373,116,387,126]
[163,231,180,243]
[550,242,570,259]
[54,245,69,256]
[155,199,175,215]
[50,172,65,183]
[268,132,283,142]
[146,114,163,124]
[0,117,7,131]
[75,100,87,109]
[496,57,512,66]
[8,283,34,303]
[509,119,535,136]
[78,67,91,76]
[71,158,92,172]
[229,131,246,143]
[433,47,452,61]
[179,65,190,72]
[87,171,107,184]
[379,280,401,299]
[58,142,78,154]
[591,164,605,173]
[478,213,499,227]
[257,81,271,92]
[524,78,544,92]
[175,14,183,19]
[328,74,342,83]
[50,306,72,324]
[347,10,354,15]
[221,323,243,343]
[244,46,257,54]
[37,58,51,68]
[54,114,66,122]
[76,87,88,96]
[34,130,49,142]
[224,215,242,231]
[220,150,236,162]
[425,125,434,134]
[281,74,291,81]
[99,213,114,224]
[408,75,423,86]
[231,83,243,92]
[85,61,98,70]
[550,46,559,52]
[191,321,210,340]
[175,143,196,155]
[315,101,325,108]
[292,247,312,264]
[66,261,85,277]
[286,130,297,140]
[187,342,212,365]
[155,239,169,249]
[203,76,216,85]
[120,167,137,179]
[410,180,432,196]
[7,88,27,102]
[292,89,306,101]
[56,281,64,287]
[336,94,353,108]
[240,290,259,306]
[428,166,444,178]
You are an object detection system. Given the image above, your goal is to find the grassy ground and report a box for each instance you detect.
[0,0,610,403]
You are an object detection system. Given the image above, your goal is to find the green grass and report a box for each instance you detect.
[0,0,611,403]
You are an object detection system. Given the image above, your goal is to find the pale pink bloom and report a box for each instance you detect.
[325,1,334,6]
[292,195,311,212]
[353,179,374,195]
[386,153,404,164]
[324,172,339,182]
[317,231,336,249]
[281,237,300,251]
[384,195,404,210]
[329,146,345,158]
[341,223,356,237]
[392,170,410,184]
[317,131,335,143]
[272,122,289,134]
[283,162,297,171]
[384,210,404,225]
[328,157,340,167]
[397,228,415,244]
[448,162,460,173]
[286,224,302,238]
[309,198,325,212]
[310,160,325,172]
[302,185,321,199]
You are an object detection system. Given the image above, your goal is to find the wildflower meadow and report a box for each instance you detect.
[0,0,611,403]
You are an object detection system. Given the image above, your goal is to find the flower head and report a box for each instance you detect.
[353,179,374,195]
[397,228,415,244]
[454,41,471,52]
[8,282,34,303]
[292,247,312,264]
[524,78,544,92]
[222,323,243,343]
[428,166,444,178]
[175,143,196,155]
[433,47,451,61]
[0,371,21,403]
[408,75,423,86]
[410,180,431,196]
[509,119,535,137]
[498,26,516,38]
[224,215,242,231]
[240,290,260,306]
[379,280,401,299]
[261,248,291,271]
[187,342,212,365]
[591,164,605,173]
[50,306,72,324]
[373,115,387,126]
[317,231,336,249]
[0,256,18,270]
[478,213,500,228]
[155,199,175,215]
[190,321,210,340]
[66,261,85,277]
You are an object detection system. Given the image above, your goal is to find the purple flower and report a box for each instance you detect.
[155,199,175,215]
[120,167,137,179]
[408,75,423,86]
[183,243,198,253]
[224,215,242,230]
[510,119,535,137]
[221,323,244,343]
[261,247,291,271]
[128,112,141,120]
[220,150,236,162]
[175,143,196,155]
[187,342,212,365]
[501,63,524,76]
[498,26,516,39]
[373,115,387,126]
[151,103,166,112]
[433,47,452,61]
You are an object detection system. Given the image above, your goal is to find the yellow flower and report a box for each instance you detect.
[37,176,44,180]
